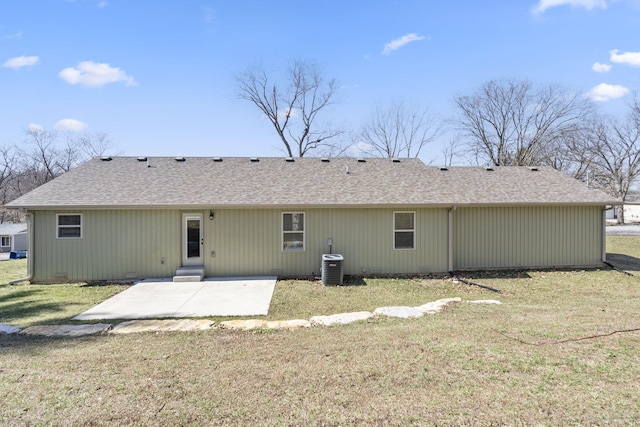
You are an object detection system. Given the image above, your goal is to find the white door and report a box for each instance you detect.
[182,213,203,266]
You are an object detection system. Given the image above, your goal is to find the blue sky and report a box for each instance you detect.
[1,0,639,164]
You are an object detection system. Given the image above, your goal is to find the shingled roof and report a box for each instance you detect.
[5,156,617,209]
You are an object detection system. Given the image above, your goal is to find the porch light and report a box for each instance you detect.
[209,210,214,220]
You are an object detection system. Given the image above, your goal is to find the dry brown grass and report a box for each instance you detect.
[1,236,640,425]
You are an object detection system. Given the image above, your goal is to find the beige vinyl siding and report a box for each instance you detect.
[452,206,603,270]
[206,208,449,276]
[31,208,449,281]
[32,209,181,281]
[30,205,604,281]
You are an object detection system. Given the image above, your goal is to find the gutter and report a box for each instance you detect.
[9,211,33,284]
[5,201,620,211]
[448,205,456,272]
[601,206,607,263]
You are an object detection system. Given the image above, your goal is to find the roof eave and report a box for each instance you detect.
[7,201,618,210]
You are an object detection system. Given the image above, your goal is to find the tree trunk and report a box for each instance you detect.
[616,204,625,224]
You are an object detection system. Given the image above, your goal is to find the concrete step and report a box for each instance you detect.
[172,275,203,282]
[173,265,204,282]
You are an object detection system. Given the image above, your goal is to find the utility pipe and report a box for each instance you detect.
[9,211,34,284]
[601,207,607,263]
[447,205,456,272]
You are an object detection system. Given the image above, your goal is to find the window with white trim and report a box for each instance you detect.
[282,212,304,251]
[57,214,82,239]
[1,236,10,247]
[394,211,415,250]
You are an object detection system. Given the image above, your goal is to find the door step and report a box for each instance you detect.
[173,266,204,282]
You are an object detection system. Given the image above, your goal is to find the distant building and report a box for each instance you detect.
[0,223,28,253]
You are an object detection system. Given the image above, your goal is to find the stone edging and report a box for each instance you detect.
[1,298,502,337]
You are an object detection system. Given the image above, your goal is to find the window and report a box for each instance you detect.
[394,211,415,250]
[1,236,9,247]
[282,212,304,251]
[57,214,82,239]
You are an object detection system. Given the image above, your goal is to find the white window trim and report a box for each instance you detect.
[56,213,83,239]
[0,236,10,247]
[282,212,305,252]
[393,211,415,250]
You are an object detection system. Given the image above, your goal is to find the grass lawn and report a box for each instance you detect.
[1,236,640,425]
[0,259,130,329]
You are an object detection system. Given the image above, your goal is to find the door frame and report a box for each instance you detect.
[182,212,204,266]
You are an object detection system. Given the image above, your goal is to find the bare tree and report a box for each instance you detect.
[24,126,64,185]
[0,145,19,223]
[75,131,113,158]
[453,79,593,166]
[1,127,115,217]
[543,124,595,180]
[442,138,465,167]
[237,58,342,157]
[585,111,640,224]
[358,99,442,158]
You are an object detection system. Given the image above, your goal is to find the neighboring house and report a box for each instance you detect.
[5,157,617,282]
[607,191,640,223]
[0,223,28,253]
[624,205,640,223]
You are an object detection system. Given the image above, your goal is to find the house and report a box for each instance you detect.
[5,156,617,282]
[606,191,640,224]
[0,223,28,253]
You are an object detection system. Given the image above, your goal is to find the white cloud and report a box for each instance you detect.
[4,31,23,40]
[382,33,427,55]
[585,83,629,102]
[2,55,40,69]
[610,49,640,67]
[27,123,44,132]
[54,118,88,132]
[532,0,607,14]
[277,107,299,120]
[592,62,612,72]
[345,140,373,156]
[59,61,137,87]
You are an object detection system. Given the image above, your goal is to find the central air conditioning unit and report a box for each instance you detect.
[321,254,344,285]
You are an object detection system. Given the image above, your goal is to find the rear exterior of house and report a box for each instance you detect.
[6,157,616,282]
[29,208,450,281]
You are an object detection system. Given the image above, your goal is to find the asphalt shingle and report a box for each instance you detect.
[5,157,617,209]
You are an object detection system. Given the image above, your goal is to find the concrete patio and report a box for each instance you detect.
[73,276,277,321]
